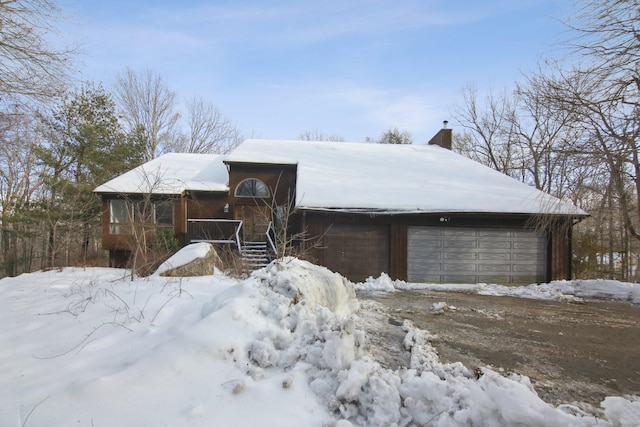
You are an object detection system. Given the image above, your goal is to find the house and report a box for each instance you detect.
[94,128,587,284]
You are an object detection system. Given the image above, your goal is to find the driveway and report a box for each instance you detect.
[357,289,640,407]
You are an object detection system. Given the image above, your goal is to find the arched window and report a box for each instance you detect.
[235,178,270,198]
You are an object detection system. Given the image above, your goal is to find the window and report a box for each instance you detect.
[155,201,174,226]
[235,178,270,198]
[109,199,132,235]
[108,199,174,234]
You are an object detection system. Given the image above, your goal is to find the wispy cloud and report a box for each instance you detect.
[142,1,481,49]
[322,83,444,138]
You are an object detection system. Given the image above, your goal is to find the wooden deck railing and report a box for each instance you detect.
[187,219,243,254]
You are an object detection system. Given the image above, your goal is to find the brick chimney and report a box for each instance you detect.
[427,121,452,150]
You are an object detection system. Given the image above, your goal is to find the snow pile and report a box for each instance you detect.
[358,272,397,292]
[356,275,640,304]
[2,259,639,426]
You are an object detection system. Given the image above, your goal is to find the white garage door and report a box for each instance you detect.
[408,227,547,285]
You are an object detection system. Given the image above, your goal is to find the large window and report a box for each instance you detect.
[109,199,132,235]
[108,199,174,235]
[154,201,174,226]
[235,178,270,198]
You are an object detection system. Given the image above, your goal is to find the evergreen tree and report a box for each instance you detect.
[34,83,144,266]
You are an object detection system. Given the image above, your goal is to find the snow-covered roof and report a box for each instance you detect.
[95,140,586,216]
[94,153,228,195]
[225,139,586,216]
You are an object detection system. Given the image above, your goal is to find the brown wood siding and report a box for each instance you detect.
[323,224,389,282]
[226,163,297,209]
[550,225,571,280]
[300,212,325,265]
[186,194,229,219]
[390,224,407,281]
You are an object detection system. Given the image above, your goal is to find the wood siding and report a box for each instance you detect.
[550,223,572,281]
[226,162,297,209]
[323,224,390,282]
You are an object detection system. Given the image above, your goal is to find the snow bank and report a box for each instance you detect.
[356,275,640,304]
[255,257,358,317]
[2,260,638,426]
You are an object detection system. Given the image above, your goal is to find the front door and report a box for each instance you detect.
[235,205,270,242]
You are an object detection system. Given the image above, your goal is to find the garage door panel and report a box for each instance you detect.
[408,226,546,285]
[444,229,477,237]
[415,274,443,282]
[514,240,544,250]
[513,264,542,272]
[478,263,511,272]
[513,252,543,261]
[443,263,476,272]
[478,230,511,238]
[444,252,476,260]
[442,274,476,282]
[411,260,442,270]
[478,275,512,283]
[409,241,443,249]
[478,240,512,250]
[478,252,511,261]
[444,240,476,249]
[421,252,443,260]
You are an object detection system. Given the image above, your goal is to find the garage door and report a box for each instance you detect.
[408,227,547,285]
[323,224,389,282]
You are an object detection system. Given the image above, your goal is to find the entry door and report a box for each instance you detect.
[235,205,270,242]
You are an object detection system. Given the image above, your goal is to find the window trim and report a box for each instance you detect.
[108,198,174,235]
[108,199,133,235]
[235,178,270,198]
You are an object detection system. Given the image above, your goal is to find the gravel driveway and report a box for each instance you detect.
[357,289,640,407]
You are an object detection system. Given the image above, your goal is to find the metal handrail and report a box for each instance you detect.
[235,221,243,256]
[265,221,277,257]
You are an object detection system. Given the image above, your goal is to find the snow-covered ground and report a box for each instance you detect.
[356,273,640,305]
[2,244,640,426]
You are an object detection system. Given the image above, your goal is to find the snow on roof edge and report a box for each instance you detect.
[296,206,589,216]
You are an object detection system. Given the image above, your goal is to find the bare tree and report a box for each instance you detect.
[545,0,640,246]
[566,0,639,100]
[0,0,75,102]
[0,102,45,276]
[366,127,413,144]
[170,96,242,154]
[453,85,516,175]
[298,129,345,142]
[510,71,590,197]
[451,1,640,279]
[113,67,180,161]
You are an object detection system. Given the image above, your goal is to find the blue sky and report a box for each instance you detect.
[64,0,571,143]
